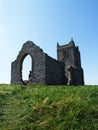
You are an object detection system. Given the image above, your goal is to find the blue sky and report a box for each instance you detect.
[0,0,98,85]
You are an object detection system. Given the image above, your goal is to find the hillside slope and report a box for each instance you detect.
[0,84,98,130]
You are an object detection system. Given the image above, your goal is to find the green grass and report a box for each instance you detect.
[0,84,98,130]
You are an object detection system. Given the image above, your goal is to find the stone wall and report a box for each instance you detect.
[45,54,66,85]
[11,41,67,85]
[67,66,84,85]
[11,41,46,84]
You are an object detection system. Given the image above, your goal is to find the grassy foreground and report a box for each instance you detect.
[0,84,98,130]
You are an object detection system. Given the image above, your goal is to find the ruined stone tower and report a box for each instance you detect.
[57,39,84,85]
[11,39,84,85]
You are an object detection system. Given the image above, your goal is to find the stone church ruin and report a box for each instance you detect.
[11,39,84,85]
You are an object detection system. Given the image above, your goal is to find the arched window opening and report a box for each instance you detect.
[22,55,32,84]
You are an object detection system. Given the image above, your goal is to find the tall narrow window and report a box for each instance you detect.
[22,55,32,82]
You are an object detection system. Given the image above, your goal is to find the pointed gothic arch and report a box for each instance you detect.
[22,54,32,81]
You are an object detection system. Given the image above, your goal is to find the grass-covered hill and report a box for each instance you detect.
[0,84,98,130]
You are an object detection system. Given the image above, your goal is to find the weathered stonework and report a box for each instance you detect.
[45,54,66,85]
[11,41,66,85]
[57,39,84,85]
[11,41,46,84]
[11,39,84,85]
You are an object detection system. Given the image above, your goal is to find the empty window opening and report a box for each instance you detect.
[22,55,32,84]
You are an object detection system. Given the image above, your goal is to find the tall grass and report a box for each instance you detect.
[0,84,98,130]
